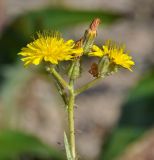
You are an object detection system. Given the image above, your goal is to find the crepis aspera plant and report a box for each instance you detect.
[18,18,135,160]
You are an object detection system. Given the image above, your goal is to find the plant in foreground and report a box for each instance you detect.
[18,18,135,160]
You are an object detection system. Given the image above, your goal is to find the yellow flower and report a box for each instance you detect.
[89,45,104,57]
[18,32,83,66]
[89,41,135,71]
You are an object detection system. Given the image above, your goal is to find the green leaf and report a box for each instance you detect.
[64,132,73,160]
[0,130,64,160]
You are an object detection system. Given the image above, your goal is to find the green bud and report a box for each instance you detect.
[68,59,80,80]
[98,56,110,77]
[83,18,100,54]
[107,64,119,75]
[83,30,95,54]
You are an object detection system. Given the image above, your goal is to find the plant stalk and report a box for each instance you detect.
[75,77,102,96]
[48,67,71,91]
[68,88,76,159]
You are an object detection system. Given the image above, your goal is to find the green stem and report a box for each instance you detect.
[48,67,71,91]
[68,88,76,159]
[75,77,102,96]
[68,62,76,159]
[56,82,68,107]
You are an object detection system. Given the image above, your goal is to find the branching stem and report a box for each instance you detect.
[75,77,103,96]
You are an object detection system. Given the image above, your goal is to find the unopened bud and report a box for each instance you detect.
[89,18,101,36]
[83,18,101,54]
[107,64,119,75]
[68,59,80,80]
[98,56,110,77]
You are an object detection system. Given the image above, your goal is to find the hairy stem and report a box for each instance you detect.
[67,61,76,159]
[68,88,76,159]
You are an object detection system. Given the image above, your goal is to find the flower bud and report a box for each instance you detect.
[68,59,80,80]
[83,18,101,54]
[107,63,118,75]
[98,56,110,77]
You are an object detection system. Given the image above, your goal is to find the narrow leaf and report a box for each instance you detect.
[64,132,73,160]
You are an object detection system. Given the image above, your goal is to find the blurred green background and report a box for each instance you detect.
[0,0,154,160]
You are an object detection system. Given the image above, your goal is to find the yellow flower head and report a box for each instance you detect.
[18,32,83,66]
[89,40,135,71]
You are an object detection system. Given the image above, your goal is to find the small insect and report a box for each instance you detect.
[89,63,99,77]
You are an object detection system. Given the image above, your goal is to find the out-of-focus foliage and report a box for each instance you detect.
[0,130,64,160]
[0,64,32,123]
[119,70,154,127]
[0,63,58,129]
[0,8,123,83]
[100,70,154,160]
[100,128,144,160]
